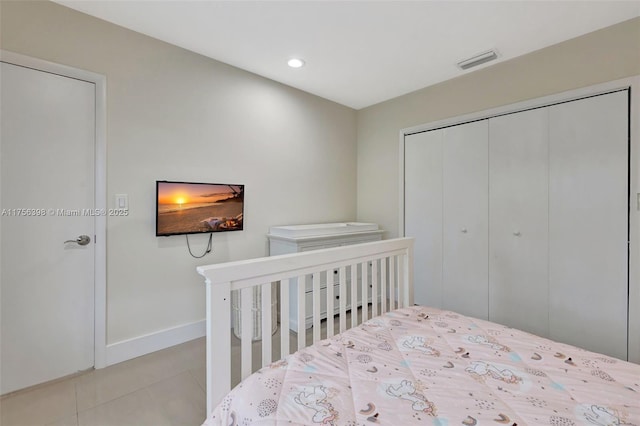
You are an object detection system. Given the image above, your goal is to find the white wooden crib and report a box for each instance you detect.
[196,237,414,414]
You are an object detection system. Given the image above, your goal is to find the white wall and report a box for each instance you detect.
[0,1,357,351]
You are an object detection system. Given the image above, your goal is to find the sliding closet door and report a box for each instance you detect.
[405,130,443,306]
[549,91,628,359]
[442,121,489,319]
[489,109,549,337]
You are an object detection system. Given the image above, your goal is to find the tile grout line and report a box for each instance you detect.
[74,377,80,425]
[187,368,206,395]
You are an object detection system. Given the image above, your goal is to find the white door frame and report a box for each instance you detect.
[398,76,640,363]
[1,50,107,369]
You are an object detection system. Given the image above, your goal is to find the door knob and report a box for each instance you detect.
[461,228,468,233]
[513,231,521,237]
[64,235,91,246]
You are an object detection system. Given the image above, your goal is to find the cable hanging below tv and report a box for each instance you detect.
[155,180,244,237]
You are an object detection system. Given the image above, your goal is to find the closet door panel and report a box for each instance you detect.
[405,131,443,307]
[549,91,628,359]
[442,121,489,319]
[489,109,549,337]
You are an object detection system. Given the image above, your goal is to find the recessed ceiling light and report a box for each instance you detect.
[287,58,305,68]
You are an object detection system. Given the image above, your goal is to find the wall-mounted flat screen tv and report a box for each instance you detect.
[156,180,244,236]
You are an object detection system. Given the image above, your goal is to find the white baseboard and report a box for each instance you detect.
[104,320,206,367]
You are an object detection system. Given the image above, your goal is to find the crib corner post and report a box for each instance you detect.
[404,239,414,307]
[206,278,231,417]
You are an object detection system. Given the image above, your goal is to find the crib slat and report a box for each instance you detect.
[208,281,230,416]
[297,275,306,351]
[361,262,368,322]
[326,268,335,338]
[280,279,290,358]
[398,255,404,308]
[389,255,396,310]
[312,272,321,343]
[350,263,358,329]
[261,283,272,366]
[339,267,346,333]
[381,257,387,314]
[371,260,378,317]
[240,286,253,380]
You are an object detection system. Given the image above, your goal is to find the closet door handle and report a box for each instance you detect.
[513,231,521,237]
[461,228,468,233]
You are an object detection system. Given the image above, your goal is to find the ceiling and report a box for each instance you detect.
[54,1,640,110]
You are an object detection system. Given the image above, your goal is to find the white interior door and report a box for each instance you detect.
[548,91,629,359]
[404,130,443,307]
[442,120,489,320]
[1,61,95,394]
[489,108,549,337]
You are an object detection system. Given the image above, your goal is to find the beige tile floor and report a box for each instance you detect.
[1,309,366,426]
[0,338,207,426]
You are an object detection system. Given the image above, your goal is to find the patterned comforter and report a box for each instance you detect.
[204,306,640,425]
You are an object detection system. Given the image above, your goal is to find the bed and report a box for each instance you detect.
[197,238,640,425]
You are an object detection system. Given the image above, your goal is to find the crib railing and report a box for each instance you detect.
[197,237,414,414]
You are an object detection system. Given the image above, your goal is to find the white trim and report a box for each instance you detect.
[401,79,635,136]
[93,68,107,369]
[399,76,640,363]
[105,320,206,366]
[0,50,108,369]
[398,128,407,238]
[628,77,640,364]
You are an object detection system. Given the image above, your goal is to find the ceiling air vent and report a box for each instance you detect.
[457,49,498,70]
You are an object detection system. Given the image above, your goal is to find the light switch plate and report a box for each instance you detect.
[115,194,128,210]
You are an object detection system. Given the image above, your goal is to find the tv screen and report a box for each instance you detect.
[156,180,244,236]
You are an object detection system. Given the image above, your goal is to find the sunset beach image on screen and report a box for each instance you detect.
[156,181,244,236]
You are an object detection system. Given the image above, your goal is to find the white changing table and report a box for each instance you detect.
[267,222,383,330]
